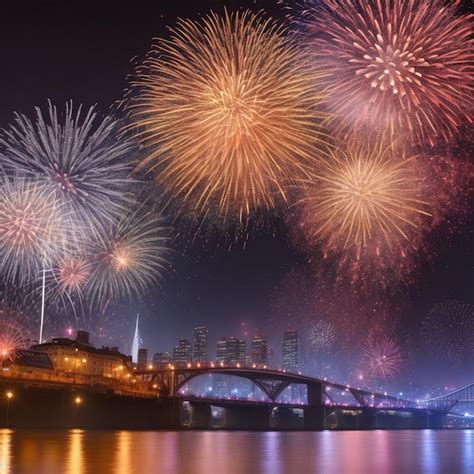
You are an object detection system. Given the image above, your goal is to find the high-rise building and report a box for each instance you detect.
[216,337,246,365]
[251,333,267,365]
[192,326,208,363]
[173,339,192,365]
[153,352,171,367]
[282,330,298,373]
[137,348,148,369]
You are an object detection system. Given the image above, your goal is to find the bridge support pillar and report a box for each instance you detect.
[223,406,270,430]
[189,403,212,429]
[304,382,325,430]
[303,406,326,430]
[357,408,377,430]
[411,411,430,429]
[272,407,303,430]
[429,413,445,429]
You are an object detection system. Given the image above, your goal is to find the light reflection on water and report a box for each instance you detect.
[0,429,473,474]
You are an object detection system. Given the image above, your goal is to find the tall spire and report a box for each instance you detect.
[131,313,139,363]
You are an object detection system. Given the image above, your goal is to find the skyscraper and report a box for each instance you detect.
[137,348,148,369]
[216,337,246,365]
[173,339,192,365]
[192,326,208,363]
[251,333,267,365]
[282,329,298,373]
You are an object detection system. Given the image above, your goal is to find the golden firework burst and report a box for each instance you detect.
[127,10,328,223]
[296,142,432,252]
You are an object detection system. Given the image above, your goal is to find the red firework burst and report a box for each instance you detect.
[361,335,403,379]
[293,0,474,145]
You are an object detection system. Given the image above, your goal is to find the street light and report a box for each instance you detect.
[5,391,14,427]
[74,396,82,405]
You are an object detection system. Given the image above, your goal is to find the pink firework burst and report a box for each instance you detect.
[292,0,474,146]
[361,335,403,379]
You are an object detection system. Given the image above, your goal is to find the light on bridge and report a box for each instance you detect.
[74,396,82,405]
[5,391,14,400]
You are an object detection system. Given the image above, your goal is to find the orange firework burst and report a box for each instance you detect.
[127,10,327,223]
[296,142,431,253]
[55,256,90,294]
[293,0,474,145]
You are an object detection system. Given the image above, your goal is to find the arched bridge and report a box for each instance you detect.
[423,383,474,415]
[135,365,418,409]
[134,365,460,430]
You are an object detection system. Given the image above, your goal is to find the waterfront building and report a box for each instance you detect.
[173,339,192,365]
[282,330,298,373]
[32,331,132,378]
[251,333,267,365]
[192,326,208,363]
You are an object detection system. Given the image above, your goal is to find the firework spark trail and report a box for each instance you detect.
[422,300,474,365]
[0,102,135,241]
[292,0,474,145]
[127,9,328,224]
[361,335,403,379]
[0,177,66,283]
[87,207,170,307]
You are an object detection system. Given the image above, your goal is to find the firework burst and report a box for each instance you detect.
[0,102,135,239]
[0,297,33,358]
[87,207,170,306]
[127,10,328,224]
[361,335,403,379]
[54,256,91,295]
[0,177,65,283]
[422,300,474,365]
[293,0,474,145]
[308,319,336,350]
[295,141,431,253]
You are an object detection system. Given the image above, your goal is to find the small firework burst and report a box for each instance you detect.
[0,177,65,283]
[87,207,170,306]
[55,256,91,295]
[422,300,474,365]
[292,0,474,145]
[308,320,336,350]
[127,9,327,224]
[361,335,403,379]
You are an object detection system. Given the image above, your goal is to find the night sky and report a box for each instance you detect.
[1,0,472,390]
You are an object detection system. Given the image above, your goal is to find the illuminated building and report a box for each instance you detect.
[153,352,171,367]
[192,326,208,363]
[216,337,246,365]
[173,339,192,365]
[31,331,132,378]
[282,330,298,373]
[251,333,267,365]
[137,348,148,369]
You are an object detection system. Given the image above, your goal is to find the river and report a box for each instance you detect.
[0,429,472,473]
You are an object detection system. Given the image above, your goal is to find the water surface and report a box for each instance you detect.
[0,429,472,473]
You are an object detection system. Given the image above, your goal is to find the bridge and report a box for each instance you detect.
[423,383,474,416]
[135,365,450,430]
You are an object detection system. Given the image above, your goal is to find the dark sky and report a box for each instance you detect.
[1,0,472,388]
